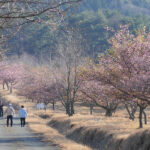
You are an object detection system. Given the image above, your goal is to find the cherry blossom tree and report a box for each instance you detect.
[16,66,59,110]
[80,80,121,116]
[54,32,84,116]
[91,26,150,128]
[0,61,25,93]
[0,61,9,90]
[79,26,150,127]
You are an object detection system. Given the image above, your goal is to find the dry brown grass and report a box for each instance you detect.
[0,88,91,150]
[27,114,90,150]
[41,102,150,138]
[1,88,150,150]
[36,103,150,150]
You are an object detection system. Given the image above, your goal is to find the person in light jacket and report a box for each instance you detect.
[5,103,15,127]
[19,105,27,127]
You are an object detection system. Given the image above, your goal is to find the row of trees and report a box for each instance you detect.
[81,26,150,128]
[0,27,150,128]
[0,32,84,117]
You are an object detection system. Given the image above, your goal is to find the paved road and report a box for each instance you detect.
[0,116,60,150]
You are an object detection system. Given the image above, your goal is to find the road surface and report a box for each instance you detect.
[0,116,60,150]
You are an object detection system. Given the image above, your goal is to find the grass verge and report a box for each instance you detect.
[0,88,91,150]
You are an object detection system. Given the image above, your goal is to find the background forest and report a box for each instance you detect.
[6,0,150,58]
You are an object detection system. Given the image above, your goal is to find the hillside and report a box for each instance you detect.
[6,0,150,57]
[80,0,150,16]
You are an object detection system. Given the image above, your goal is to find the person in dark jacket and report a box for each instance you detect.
[0,100,3,117]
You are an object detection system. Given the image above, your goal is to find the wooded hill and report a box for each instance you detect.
[6,0,150,58]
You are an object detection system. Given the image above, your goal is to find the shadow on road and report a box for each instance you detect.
[0,136,44,144]
[0,123,21,126]
[0,117,20,120]
[0,117,22,126]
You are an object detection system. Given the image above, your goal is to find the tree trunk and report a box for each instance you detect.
[125,104,133,120]
[65,102,70,116]
[52,101,55,110]
[139,106,143,128]
[125,104,136,120]
[105,109,113,117]
[2,81,5,89]
[70,101,74,116]
[90,104,93,115]
[2,81,9,90]
[130,106,137,121]
[10,83,12,93]
[44,105,47,111]
[143,110,147,125]
[6,81,9,90]
[65,103,68,114]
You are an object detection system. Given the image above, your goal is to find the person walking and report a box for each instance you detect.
[19,105,27,127]
[5,103,15,127]
[0,100,3,117]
